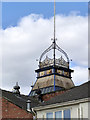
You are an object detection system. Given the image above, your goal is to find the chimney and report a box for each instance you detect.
[27,100,31,112]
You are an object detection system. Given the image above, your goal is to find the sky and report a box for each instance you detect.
[2,2,88,29]
[1,2,88,95]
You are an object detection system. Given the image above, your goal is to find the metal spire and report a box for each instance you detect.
[53,0,56,91]
[54,0,56,40]
[53,0,56,66]
[39,0,69,67]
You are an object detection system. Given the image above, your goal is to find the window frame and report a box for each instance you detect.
[46,112,53,119]
[55,111,62,120]
[63,109,71,120]
[46,108,71,119]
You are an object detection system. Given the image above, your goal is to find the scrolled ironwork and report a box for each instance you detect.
[39,42,69,66]
[55,44,69,63]
[39,44,53,63]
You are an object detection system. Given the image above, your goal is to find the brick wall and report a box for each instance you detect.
[42,90,65,101]
[0,97,2,119]
[0,90,66,119]
[0,97,33,119]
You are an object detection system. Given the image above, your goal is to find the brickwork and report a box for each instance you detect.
[0,90,66,119]
[0,97,33,119]
[0,97,2,119]
[42,90,66,101]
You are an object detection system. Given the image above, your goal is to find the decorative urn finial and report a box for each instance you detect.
[13,82,20,94]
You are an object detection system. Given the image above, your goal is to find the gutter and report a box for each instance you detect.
[33,97,90,111]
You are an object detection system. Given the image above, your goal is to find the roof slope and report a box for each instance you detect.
[0,81,90,109]
[36,81,90,107]
[0,89,39,110]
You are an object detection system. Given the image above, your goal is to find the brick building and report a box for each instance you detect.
[0,80,89,119]
[0,84,70,119]
[0,1,89,119]
[0,84,38,119]
[0,81,68,119]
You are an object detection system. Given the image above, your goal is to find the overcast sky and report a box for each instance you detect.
[1,2,88,95]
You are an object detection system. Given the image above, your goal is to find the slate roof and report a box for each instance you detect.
[0,89,39,111]
[0,81,90,110]
[35,81,90,107]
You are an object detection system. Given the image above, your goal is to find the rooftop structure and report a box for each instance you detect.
[29,0,74,96]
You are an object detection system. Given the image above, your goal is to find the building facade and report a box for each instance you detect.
[0,1,89,119]
[33,81,90,119]
[0,83,38,119]
[35,99,89,119]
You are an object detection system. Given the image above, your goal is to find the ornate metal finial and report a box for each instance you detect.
[13,82,20,94]
[54,0,56,40]
[53,0,56,66]
[39,0,69,68]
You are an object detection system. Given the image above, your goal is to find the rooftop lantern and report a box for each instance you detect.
[29,0,74,97]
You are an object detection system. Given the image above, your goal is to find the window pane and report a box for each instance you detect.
[46,112,53,120]
[64,109,71,120]
[55,111,62,120]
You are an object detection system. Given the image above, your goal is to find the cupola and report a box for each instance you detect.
[29,0,74,96]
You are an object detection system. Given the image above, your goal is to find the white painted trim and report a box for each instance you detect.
[34,98,90,111]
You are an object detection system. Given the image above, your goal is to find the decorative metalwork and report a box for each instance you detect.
[39,44,53,63]
[39,42,69,68]
[56,44,69,62]
[39,55,69,68]
[39,0,69,68]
